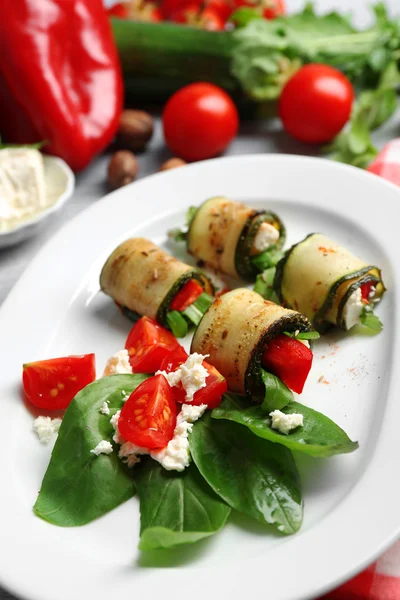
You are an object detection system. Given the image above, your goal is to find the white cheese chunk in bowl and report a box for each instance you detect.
[0,149,75,248]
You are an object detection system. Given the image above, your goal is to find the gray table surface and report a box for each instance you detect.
[1,1,399,598]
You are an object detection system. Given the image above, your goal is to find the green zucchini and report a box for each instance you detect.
[191,288,313,403]
[187,197,285,280]
[274,233,385,332]
[100,238,213,331]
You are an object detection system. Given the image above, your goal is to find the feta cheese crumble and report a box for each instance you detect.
[33,416,62,444]
[103,349,132,376]
[270,410,303,435]
[110,403,207,472]
[343,287,364,330]
[99,401,110,415]
[90,440,113,456]
[298,339,310,348]
[157,352,209,401]
[251,222,280,254]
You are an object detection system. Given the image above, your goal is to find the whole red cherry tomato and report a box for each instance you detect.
[163,83,239,161]
[278,64,354,144]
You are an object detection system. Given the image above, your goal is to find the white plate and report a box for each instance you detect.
[0,155,75,248]
[0,154,399,600]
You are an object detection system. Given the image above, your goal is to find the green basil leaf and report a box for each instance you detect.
[212,394,358,457]
[284,330,320,341]
[166,310,188,338]
[134,459,230,550]
[261,369,293,412]
[34,374,148,526]
[360,306,383,332]
[191,413,302,534]
[0,140,46,150]
[186,205,198,228]
[254,266,277,301]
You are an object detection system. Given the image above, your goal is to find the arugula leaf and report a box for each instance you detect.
[166,310,188,338]
[283,330,320,341]
[191,413,302,534]
[254,266,278,301]
[134,459,230,550]
[261,369,293,412]
[212,394,358,457]
[168,206,198,242]
[34,374,148,527]
[325,61,400,167]
[251,247,283,271]
[360,306,383,332]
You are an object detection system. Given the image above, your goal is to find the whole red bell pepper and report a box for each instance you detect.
[0,0,123,172]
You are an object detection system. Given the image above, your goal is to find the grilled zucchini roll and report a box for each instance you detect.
[191,288,314,403]
[274,233,385,333]
[100,238,214,337]
[174,197,285,280]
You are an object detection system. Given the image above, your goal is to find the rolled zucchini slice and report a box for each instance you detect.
[274,233,385,332]
[191,288,312,402]
[186,196,285,280]
[100,238,213,328]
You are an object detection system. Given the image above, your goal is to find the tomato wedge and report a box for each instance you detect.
[170,279,204,312]
[22,354,96,410]
[262,335,312,394]
[118,374,177,449]
[125,316,180,373]
[160,348,227,409]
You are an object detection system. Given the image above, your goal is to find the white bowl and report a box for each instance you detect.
[0,155,75,248]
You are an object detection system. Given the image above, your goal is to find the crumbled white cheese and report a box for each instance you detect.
[33,416,62,444]
[151,404,207,471]
[99,401,110,415]
[90,440,113,456]
[251,222,280,254]
[369,286,376,300]
[103,349,132,376]
[111,403,207,472]
[0,149,47,232]
[270,410,303,435]
[343,287,364,330]
[299,339,310,348]
[157,352,209,402]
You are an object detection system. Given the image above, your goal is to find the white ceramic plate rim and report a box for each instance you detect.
[0,154,399,600]
[0,155,75,237]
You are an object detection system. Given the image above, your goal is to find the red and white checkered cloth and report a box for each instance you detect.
[319,540,400,599]
[318,140,400,599]
[367,139,400,186]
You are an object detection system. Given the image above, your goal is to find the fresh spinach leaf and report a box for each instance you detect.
[283,330,320,341]
[261,369,293,412]
[134,459,230,550]
[191,414,302,534]
[360,306,383,332]
[34,374,147,527]
[213,394,358,457]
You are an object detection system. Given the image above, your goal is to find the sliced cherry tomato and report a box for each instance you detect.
[162,82,239,162]
[170,279,204,312]
[107,2,130,17]
[199,7,225,29]
[262,335,313,394]
[279,64,354,144]
[162,0,200,18]
[125,316,180,373]
[361,281,375,302]
[174,361,227,408]
[159,345,189,372]
[118,375,177,449]
[22,354,96,410]
[171,2,199,23]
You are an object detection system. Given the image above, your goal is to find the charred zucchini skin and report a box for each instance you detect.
[235,211,286,280]
[157,271,214,327]
[245,313,312,402]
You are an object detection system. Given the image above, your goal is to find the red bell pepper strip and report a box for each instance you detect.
[170,279,204,312]
[0,0,123,172]
[262,334,313,394]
